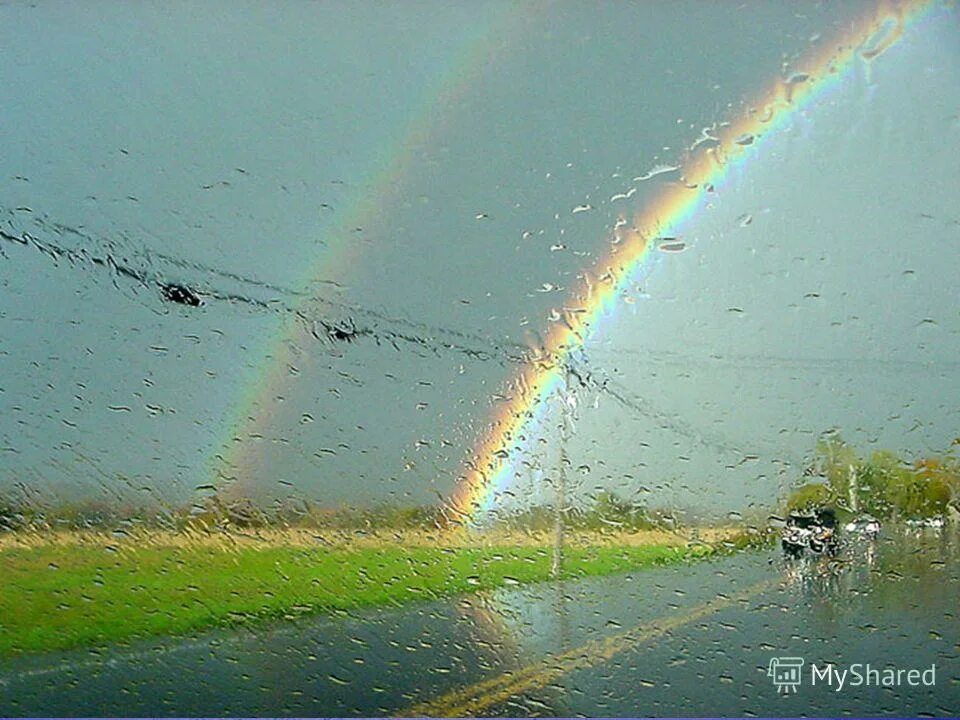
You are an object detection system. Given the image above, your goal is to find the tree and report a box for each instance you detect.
[0,492,25,532]
[911,455,958,518]
[813,432,859,509]
[856,450,909,518]
[584,490,654,530]
[785,482,833,513]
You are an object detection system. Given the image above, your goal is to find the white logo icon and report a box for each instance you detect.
[768,657,805,693]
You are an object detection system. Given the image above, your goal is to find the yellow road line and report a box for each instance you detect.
[402,579,777,717]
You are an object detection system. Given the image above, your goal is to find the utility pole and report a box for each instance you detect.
[848,463,859,515]
[552,369,575,580]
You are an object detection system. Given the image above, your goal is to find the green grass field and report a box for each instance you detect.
[0,539,722,657]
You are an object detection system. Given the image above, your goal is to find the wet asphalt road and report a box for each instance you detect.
[1,529,958,717]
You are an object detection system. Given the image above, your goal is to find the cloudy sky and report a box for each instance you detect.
[1,1,957,516]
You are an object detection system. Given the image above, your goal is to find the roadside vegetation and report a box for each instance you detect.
[784,434,960,521]
[0,487,766,658]
[0,536,735,657]
[3,432,953,658]
[0,486,709,537]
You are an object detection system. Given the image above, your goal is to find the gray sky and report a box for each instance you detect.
[1,1,958,515]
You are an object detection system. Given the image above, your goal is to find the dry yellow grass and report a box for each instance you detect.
[0,524,744,552]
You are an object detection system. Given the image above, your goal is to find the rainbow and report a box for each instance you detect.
[448,0,938,525]
[206,4,544,496]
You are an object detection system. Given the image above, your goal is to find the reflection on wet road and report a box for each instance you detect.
[2,530,959,716]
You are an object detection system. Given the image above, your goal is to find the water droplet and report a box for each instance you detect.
[634,164,680,181]
[657,239,687,253]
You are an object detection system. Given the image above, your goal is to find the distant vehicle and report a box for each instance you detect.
[843,516,881,539]
[904,516,944,530]
[781,512,814,558]
[808,508,839,555]
[782,508,840,558]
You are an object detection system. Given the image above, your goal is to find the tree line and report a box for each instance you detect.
[785,434,960,521]
[0,487,672,534]
[0,492,449,534]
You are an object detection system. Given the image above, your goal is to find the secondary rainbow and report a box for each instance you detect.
[448,0,938,525]
[205,5,543,496]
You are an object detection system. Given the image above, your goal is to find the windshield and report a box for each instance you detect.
[1,2,959,717]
